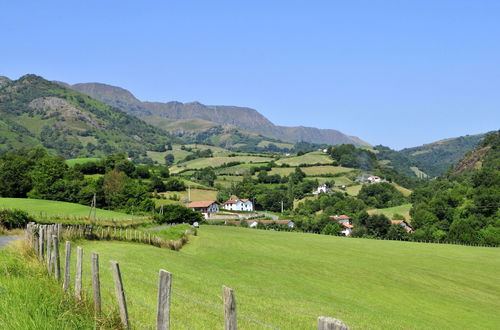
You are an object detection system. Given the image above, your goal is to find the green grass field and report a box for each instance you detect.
[368,203,413,220]
[170,156,273,173]
[0,198,142,221]
[160,189,218,202]
[276,152,332,166]
[66,226,500,329]
[65,157,101,167]
[0,243,102,329]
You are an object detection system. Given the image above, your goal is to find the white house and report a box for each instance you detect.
[187,201,219,218]
[312,184,332,195]
[222,199,254,212]
[367,176,382,184]
[330,215,353,236]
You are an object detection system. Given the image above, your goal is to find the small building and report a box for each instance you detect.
[222,199,254,212]
[248,220,295,228]
[330,215,351,224]
[367,176,382,184]
[340,222,353,237]
[187,201,219,218]
[391,220,414,233]
[313,184,332,195]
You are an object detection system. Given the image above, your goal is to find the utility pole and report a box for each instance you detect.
[188,185,191,202]
[89,193,97,223]
[281,200,283,213]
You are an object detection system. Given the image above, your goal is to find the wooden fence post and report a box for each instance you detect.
[52,235,60,281]
[317,316,349,330]
[75,246,83,300]
[46,227,52,274]
[223,286,237,330]
[110,260,129,329]
[91,252,101,315]
[38,226,44,260]
[157,269,172,330]
[63,241,71,291]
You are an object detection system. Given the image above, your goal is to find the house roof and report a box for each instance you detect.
[391,220,413,232]
[340,223,353,229]
[187,201,217,208]
[222,200,237,205]
[240,199,250,203]
[330,215,350,221]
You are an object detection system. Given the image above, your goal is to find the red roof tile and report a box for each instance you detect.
[187,201,217,208]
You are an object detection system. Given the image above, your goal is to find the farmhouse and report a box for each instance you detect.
[368,176,382,184]
[187,201,219,218]
[330,215,353,236]
[391,220,414,233]
[248,220,295,228]
[312,184,332,195]
[222,199,254,212]
[330,215,351,224]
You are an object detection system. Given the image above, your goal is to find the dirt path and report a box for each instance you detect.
[0,235,22,247]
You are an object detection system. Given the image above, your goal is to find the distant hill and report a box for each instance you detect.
[400,133,487,176]
[0,75,172,161]
[65,82,370,147]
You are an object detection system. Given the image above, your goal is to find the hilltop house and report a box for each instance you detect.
[367,176,382,184]
[313,184,332,195]
[391,220,414,233]
[330,215,353,236]
[222,199,254,212]
[187,201,219,218]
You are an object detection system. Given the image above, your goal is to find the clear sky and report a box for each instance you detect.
[1,0,499,149]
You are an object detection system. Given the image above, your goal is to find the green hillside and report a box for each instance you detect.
[0,75,172,161]
[400,133,486,175]
[71,226,500,329]
[0,198,142,221]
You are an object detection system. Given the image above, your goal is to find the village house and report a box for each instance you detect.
[330,215,353,236]
[312,184,332,195]
[367,175,382,184]
[187,201,219,218]
[222,199,254,212]
[391,220,414,233]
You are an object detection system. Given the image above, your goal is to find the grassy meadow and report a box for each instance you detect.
[368,203,413,220]
[65,226,500,329]
[0,198,142,221]
[170,156,273,173]
[275,152,332,166]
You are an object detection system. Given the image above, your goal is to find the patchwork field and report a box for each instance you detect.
[0,198,142,221]
[68,226,500,329]
[171,156,273,173]
[276,152,332,166]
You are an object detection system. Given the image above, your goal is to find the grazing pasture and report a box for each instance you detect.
[0,198,141,221]
[276,152,332,166]
[171,156,273,173]
[368,203,413,220]
[70,226,500,329]
[160,189,218,203]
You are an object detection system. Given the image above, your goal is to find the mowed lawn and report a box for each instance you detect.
[0,198,141,220]
[70,226,500,329]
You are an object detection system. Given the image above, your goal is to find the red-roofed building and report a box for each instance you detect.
[330,215,353,236]
[186,201,219,217]
[391,220,414,233]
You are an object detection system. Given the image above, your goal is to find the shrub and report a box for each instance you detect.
[0,209,35,229]
[153,204,203,225]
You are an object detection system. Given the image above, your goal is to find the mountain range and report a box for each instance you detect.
[59,81,370,147]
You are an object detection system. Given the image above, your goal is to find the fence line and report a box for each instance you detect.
[25,222,349,330]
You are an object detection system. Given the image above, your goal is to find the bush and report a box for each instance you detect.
[0,209,35,229]
[153,204,203,225]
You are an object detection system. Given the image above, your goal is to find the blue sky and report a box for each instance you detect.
[1,0,499,149]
